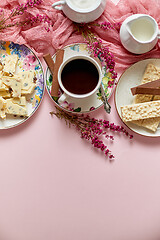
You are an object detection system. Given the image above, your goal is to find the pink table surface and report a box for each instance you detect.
[1,1,160,240]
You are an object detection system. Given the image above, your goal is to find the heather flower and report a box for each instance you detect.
[0,0,52,32]
[21,14,52,30]
[50,107,133,161]
[100,21,121,30]
[89,106,95,111]
[74,21,120,82]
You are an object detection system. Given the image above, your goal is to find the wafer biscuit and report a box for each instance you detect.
[132,63,160,131]
[135,64,160,103]
[132,117,160,132]
[121,100,160,122]
[153,66,160,101]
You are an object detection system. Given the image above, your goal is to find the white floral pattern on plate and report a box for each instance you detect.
[45,43,115,113]
[115,58,160,137]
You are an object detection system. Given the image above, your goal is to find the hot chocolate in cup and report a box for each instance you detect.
[58,55,102,103]
[52,0,107,23]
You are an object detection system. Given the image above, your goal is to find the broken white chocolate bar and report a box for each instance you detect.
[3,54,18,74]
[0,96,7,119]
[0,91,11,98]
[12,96,26,106]
[2,75,22,97]
[0,80,9,91]
[17,70,36,91]
[0,53,38,121]
[6,99,27,116]
[121,100,160,122]
[0,62,3,71]
[21,83,36,95]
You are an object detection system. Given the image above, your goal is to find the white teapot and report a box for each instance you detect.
[120,14,160,54]
[52,0,107,23]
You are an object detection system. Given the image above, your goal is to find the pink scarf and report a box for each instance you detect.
[0,0,160,73]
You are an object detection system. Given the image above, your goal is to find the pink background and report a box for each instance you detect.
[1,1,160,240]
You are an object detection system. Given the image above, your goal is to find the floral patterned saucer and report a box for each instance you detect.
[45,43,114,113]
[0,41,44,129]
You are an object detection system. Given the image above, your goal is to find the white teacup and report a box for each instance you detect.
[58,55,102,104]
[52,0,107,23]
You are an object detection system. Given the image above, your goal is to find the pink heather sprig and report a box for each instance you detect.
[11,0,43,17]
[99,21,121,30]
[0,0,52,32]
[50,107,133,161]
[21,14,52,31]
[88,39,117,79]
[75,21,121,81]
[0,13,52,31]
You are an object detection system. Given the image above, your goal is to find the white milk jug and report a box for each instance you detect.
[120,14,160,54]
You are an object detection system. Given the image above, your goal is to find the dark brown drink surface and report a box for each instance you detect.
[61,59,99,95]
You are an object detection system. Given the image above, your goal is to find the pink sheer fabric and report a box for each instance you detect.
[0,0,160,72]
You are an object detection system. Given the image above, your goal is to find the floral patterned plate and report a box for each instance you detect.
[0,41,44,129]
[45,43,115,113]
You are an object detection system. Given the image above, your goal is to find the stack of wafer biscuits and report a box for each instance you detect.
[121,63,160,132]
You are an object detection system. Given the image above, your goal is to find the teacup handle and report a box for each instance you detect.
[58,93,67,104]
[52,1,65,10]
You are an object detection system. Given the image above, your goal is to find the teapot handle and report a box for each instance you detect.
[52,1,65,10]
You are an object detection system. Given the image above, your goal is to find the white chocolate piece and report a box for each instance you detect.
[3,54,18,74]
[0,91,11,98]
[0,70,3,77]
[0,54,37,120]
[121,100,160,122]
[0,80,9,91]
[0,96,6,119]
[21,83,36,95]
[12,96,26,106]
[6,99,27,116]
[0,63,3,71]
[2,76,21,97]
[17,70,36,91]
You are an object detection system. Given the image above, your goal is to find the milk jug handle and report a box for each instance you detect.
[52,1,65,10]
